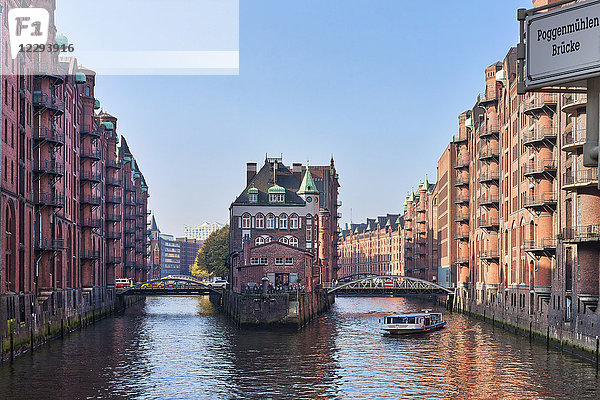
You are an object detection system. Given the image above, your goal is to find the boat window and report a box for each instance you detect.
[407,317,416,324]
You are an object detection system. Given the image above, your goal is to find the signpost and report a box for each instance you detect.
[518,0,600,187]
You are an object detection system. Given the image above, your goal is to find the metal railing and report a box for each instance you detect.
[479,194,500,205]
[34,192,64,207]
[454,212,470,222]
[80,194,101,205]
[455,194,470,204]
[106,161,122,169]
[454,158,470,169]
[106,176,122,186]
[82,218,102,228]
[80,124,102,137]
[523,192,557,208]
[479,216,499,228]
[80,147,101,159]
[523,93,557,113]
[562,225,600,242]
[33,93,65,113]
[35,238,65,251]
[478,171,500,183]
[523,238,557,251]
[479,250,500,260]
[562,129,585,149]
[453,257,469,265]
[80,170,102,182]
[34,160,65,175]
[523,159,557,176]
[455,175,469,186]
[478,146,500,160]
[523,126,557,145]
[81,250,101,260]
[563,169,598,187]
[34,128,65,144]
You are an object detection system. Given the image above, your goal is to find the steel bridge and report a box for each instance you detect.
[119,275,222,296]
[324,275,454,296]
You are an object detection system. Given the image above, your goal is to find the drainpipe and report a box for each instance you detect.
[0,3,3,294]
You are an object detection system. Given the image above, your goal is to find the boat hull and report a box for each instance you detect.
[382,320,446,335]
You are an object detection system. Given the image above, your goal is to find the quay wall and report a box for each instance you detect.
[1,289,143,362]
[455,289,600,362]
[213,290,334,329]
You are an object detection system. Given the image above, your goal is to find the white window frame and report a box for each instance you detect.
[250,257,259,265]
[279,236,289,245]
[290,214,299,229]
[289,236,298,247]
[279,214,288,229]
[285,257,293,265]
[242,214,250,229]
[249,193,258,203]
[266,214,275,229]
[275,257,284,266]
[255,236,264,246]
[260,257,268,265]
[255,214,264,229]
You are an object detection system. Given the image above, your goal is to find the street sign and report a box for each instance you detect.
[525,0,600,88]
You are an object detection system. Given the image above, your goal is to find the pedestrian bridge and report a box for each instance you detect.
[118,275,223,296]
[323,275,454,296]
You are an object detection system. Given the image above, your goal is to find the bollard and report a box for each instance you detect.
[547,326,550,349]
[596,336,599,367]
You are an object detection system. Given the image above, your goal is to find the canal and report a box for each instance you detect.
[1,296,600,399]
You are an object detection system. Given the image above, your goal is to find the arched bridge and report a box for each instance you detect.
[119,275,223,296]
[324,275,454,296]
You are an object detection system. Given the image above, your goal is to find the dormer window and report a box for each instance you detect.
[267,184,285,203]
[248,187,258,203]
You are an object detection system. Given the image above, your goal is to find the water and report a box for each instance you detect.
[1,296,599,399]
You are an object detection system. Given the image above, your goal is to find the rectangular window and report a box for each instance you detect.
[306,226,312,241]
[250,257,259,265]
[275,257,284,266]
[285,257,293,265]
[260,257,268,265]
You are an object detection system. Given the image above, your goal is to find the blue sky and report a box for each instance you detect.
[57,0,530,236]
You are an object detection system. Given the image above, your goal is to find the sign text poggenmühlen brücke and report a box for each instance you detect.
[526,0,600,87]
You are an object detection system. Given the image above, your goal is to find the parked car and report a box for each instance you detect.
[208,278,228,289]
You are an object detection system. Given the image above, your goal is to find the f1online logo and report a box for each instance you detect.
[8,8,49,59]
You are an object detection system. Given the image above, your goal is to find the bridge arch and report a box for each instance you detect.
[120,275,221,295]
[326,275,453,295]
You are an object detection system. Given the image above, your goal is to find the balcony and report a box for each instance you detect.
[561,93,587,115]
[478,122,499,139]
[523,126,558,147]
[416,216,426,224]
[523,93,557,115]
[125,212,136,220]
[562,169,598,191]
[479,194,500,207]
[523,238,557,254]
[106,256,122,264]
[106,195,121,204]
[453,132,468,144]
[80,147,101,160]
[81,250,101,260]
[523,159,557,178]
[478,171,500,184]
[562,225,600,243]
[34,160,65,176]
[124,184,136,192]
[80,194,101,206]
[455,175,469,187]
[106,161,122,169]
[34,192,64,208]
[34,128,65,145]
[80,124,102,138]
[479,250,500,262]
[478,146,499,161]
[478,91,497,105]
[33,92,65,115]
[415,237,426,245]
[33,62,65,84]
[404,215,413,222]
[124,226,136,234]
[124,238,136,248]
[81,218,102,228]
[454,212,470,223]
[523,192,558,211]
[415,248,426,256]
[454,194,470,205]
[479,216,499,230]
[454,257,469,265]
[454,231,469,241]
[124,198,136,206]
[35,239,64,252]
[80,170,102,183]
[561,129,585,152]
[454,158,470,169]
[106,176,122,187]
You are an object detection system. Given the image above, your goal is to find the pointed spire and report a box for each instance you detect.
[298,168,319,195]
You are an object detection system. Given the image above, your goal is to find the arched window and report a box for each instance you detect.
[290,214,299,229]
[289,236,299,247]
[279,236,289,245]
[255,213,264,229]
[255,236,265,246]
[242,213,250,228]
[266,214,275,229]
[279,214,288,229]
[264,236,272,243]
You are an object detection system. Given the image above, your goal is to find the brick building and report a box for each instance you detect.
[229,156,340,292]
[0,1,150,305]
[176,237,203,276]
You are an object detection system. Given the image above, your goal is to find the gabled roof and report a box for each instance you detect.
[232,161,305,206]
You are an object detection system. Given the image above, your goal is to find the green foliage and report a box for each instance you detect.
[190,225,230,278]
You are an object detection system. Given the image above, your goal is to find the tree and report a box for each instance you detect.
[190,225,230,278]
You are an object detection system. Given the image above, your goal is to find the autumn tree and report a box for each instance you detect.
[190,225,230,278]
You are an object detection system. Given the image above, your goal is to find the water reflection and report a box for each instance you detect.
[0,296,599,399]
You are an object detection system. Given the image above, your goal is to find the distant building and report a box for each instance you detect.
[176,238,203,276]
[184,222,224,241]
[148,215,161,280]
[229,156,340,293]
[159,234,181,277]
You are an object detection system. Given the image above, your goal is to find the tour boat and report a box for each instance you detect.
[381,310,446,335]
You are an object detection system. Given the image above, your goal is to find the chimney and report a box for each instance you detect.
[293,163,302,181]
[247,162,257,184]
